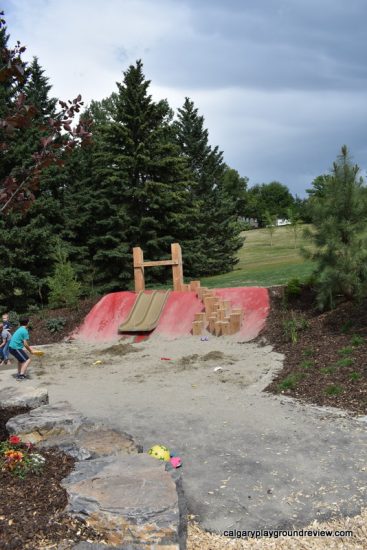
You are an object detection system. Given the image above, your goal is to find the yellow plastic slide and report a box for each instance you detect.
[118,290,170,332]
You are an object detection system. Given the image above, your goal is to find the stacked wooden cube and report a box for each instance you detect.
[190,283,243,337]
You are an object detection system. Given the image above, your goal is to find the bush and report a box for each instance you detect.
[46,317,66,333]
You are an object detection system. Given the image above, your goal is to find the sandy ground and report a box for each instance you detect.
[1,335,366,543]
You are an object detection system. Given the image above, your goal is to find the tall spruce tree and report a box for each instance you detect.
[91,60,195,289]
[0,56,63,308]
[304,145,367,309]
[174,97,243,275]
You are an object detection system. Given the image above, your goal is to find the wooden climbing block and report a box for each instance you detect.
[194,312,206,323]
[222,321,230,336]
[218,308,226,321]
[204,296,217,318]
[192,320,204,336]
[229,312,241,334]
[232,308,244,321]
[189,280,200,292]
[223,300,231,313]
[214,321,222,336]
[198,287,208,300]
[208,316,216,333]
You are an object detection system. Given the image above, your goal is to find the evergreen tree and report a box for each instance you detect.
[91,60,195,290]
[174,97,243,275]
[304,146,367,309]
[0,56,62,307]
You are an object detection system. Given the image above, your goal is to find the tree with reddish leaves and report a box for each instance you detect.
[0,12,91,214]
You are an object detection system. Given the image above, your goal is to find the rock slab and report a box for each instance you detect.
[39,424,142,460]
[62,454,184,548]
[6,401,86,442]
[0,385,48,409]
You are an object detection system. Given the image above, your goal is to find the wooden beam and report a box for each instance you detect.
[143,260,179,267]
[171,243,184,291]
[133,247,145,292]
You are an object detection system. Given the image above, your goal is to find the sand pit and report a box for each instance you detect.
[1,334,366,543]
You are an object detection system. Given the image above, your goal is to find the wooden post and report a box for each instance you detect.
[214,321,222,336]
[229,312,241,334]
[171,243,184,291]
[133,247,145,292]
[192,321,204,336]
[208,315,217,333]
[190,280,200,292]
[194,312,206,323]
[222,321,230,335]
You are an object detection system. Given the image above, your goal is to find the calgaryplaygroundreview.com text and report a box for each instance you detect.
[222,528,353,539]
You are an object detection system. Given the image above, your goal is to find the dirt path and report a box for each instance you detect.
[1,335,366,534]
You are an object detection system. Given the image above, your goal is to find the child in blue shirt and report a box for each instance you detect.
[9,318,34,381]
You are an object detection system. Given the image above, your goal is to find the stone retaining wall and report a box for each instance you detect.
[0,385,187,549]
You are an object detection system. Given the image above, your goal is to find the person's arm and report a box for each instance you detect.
[23,339,33,354]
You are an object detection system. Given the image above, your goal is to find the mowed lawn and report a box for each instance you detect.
[201,224,315,288]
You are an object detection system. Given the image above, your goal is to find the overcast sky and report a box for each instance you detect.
[3,0,367,196]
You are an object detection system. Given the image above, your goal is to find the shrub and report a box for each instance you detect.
[46,317,66,333]
[350,372,361,381]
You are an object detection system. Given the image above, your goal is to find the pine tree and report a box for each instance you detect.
[174,98,243,275]
[91,60,195,289]
[0,56,62,308]
[304,146,367,309]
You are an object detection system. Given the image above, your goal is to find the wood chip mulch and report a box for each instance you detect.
[259,287,367,415]
[0,407,105,550]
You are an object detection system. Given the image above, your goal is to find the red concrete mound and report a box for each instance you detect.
[74,287,269,343]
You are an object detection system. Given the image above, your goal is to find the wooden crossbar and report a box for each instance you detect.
[143,260,179,267]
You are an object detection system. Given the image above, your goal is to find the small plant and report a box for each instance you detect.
[282,313,310,343]
[341,320,353,334]
[300,360,313,369]
[46,317,66,333]
[283,319,298,343]
[285,278,302,298]
[302,347,314,357]
[0,435,45,478]
[336,357,353,368]
[325,384,343,396]
[47,241,81,308]
[321,366,335,374]
[350,372,361,381]
[337,346,354,356]
[350,334,364,346]
[277,373,303,391]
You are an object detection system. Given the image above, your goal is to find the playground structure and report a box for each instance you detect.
[129,243,243,336]
[74,243,269,342]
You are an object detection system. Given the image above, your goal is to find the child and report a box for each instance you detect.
[2,312,10,329]
[1,313,11,363]
[0,322,12,365]
[9,318,34,381]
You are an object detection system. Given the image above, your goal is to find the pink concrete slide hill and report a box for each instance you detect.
[74,287,269,343]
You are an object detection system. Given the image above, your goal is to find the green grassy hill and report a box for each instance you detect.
[201,224,315,288]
